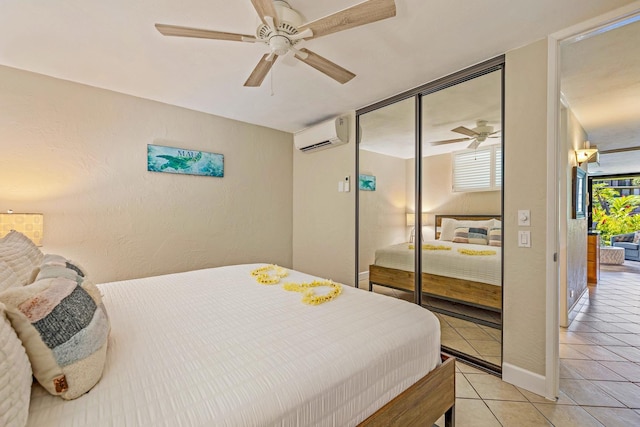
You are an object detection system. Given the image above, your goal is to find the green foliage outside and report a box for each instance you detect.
[592,179,640,245]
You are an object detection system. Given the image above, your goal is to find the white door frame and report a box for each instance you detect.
[545,0,640,400]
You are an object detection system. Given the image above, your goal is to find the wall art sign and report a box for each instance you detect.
[147,144,224,177]
[359,174,376,191]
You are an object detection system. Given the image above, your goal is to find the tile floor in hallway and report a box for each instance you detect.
[435,261,640,426]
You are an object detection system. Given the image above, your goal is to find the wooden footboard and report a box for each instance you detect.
[359,355,455,426]
[370,264,502,311]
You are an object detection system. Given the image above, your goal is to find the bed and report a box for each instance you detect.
[0,230,455,427]
[369,214,502,311]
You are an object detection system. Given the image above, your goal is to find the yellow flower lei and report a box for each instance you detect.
[457,248,496,256]
[408,244,452,250]
[251,264,289,284]
[283,280,343,305]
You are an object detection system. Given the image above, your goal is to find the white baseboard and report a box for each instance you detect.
[358,271,369,282]
[502,363,554,401]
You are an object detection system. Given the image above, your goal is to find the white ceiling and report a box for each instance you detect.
[359,70,502,159]
[561,15,640,176]
[0,0,635,134]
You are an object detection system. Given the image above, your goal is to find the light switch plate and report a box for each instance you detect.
[518,210,531,226]
[518,230,531,247]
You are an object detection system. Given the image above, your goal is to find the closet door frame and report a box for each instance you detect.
[355,56,505,301]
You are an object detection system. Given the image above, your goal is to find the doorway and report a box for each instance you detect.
[554,6,640,404]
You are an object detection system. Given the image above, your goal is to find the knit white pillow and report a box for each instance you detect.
[0,260,21,292]
[0,231,43,285]
[0,302,33,427]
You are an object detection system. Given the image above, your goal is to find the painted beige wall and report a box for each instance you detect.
[503,38,550,377]
[561,106,589,326]
[358,150,407,273]
[406,153,501,232]
[0,65,293,283]
[292,112,356,286]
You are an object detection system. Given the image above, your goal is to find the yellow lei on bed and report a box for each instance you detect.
[457,248,497,256]
[408,244,452,250]
[250,264,289,284]
[283,280,343,306]
[250,266,342,305]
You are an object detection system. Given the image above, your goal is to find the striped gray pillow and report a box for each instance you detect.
[453,227,489,245]
[0,273,109,400]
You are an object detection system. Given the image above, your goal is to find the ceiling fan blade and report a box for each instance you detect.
[251,0,279,27]
[155,24,254,42]
[298,0,396,39]
[294,48,355,84]
[244,54,278,87]
[467,139,482,150]
[451,126,479,137]
[428,137,472,146]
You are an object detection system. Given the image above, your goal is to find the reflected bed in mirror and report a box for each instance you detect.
[369,215,502,313]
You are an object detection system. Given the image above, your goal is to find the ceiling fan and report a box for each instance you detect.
[429,120,501,149]
[155,0,396,87]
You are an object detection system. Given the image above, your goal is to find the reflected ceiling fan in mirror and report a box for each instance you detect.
[429,120,501,149]
[155,0,396,87]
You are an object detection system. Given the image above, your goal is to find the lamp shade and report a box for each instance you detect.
[0,213,44,246]
[406,213,429,227]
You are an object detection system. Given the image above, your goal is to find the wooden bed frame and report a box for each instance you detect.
[369,214,502,311]
[359,354,455,426]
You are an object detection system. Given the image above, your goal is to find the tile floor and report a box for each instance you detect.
[368,283,503,366]
[433,261,640,426]
[438,312,502,367]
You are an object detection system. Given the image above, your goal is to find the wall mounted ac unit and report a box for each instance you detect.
[294,116,349,153]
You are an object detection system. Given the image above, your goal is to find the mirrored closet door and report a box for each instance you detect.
[358,97,416,297]
[357,60,504,372]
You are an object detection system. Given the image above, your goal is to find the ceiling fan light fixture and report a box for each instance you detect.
[269,35,291,55]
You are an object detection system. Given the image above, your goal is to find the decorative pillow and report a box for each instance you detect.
[453,227,489,245]
[0,231,43,286]
[439,218,494,241]
[615,233,635,243]
[634,231,640,244]
[36,264,84,284]
[489,227,502,247]
[41,254,86,278]
[0,275,109,400]
[492,219,502,229]
[0,260,21,292]
[0,303,32,427]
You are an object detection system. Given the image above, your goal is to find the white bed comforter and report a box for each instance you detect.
[27,264,440,427]
[375,240,502,286]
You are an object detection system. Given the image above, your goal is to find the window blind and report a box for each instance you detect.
[452,145,501,192]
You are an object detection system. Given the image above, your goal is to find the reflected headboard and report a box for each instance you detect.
[435,214,502,239]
